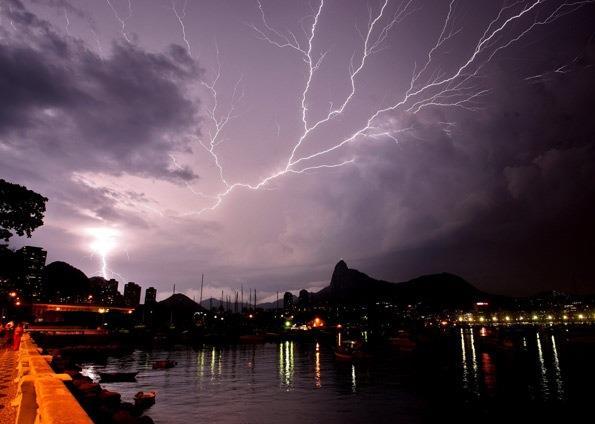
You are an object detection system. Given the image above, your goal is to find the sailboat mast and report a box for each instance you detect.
[199,274,204,305]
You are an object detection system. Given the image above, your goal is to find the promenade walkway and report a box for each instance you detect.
[0,348,17,424]
[0,335,94,424]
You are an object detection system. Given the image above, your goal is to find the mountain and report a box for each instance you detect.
[43,261,90,302]
[159,293,204,312]
[198,297,280,311]
[155,293,205,328]
[311,260,486,309]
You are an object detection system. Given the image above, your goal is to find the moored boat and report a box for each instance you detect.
[238,334,266,344]
[334,340,371,362]
[134,391,156,409]
[152,359,177,369]
[334,348,354,361]
[98,371,138,382]
[389,330,417,352]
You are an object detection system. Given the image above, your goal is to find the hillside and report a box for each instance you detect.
[311,260,486,309]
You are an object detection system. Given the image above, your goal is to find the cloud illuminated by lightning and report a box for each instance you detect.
[86,227,120,279]
[168,0,593,216]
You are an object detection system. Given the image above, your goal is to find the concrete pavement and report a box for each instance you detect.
[0,348,17,424]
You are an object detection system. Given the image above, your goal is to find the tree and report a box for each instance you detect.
[0,179,48,242]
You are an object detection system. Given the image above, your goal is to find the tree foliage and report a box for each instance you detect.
[0,179,48,242]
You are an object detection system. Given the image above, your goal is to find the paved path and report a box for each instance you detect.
[0,348,17,424]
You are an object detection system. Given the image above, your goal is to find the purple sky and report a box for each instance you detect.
[2,0,595,301]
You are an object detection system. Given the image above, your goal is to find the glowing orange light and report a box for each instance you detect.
[312,317,324,328]
[9,291,17,298]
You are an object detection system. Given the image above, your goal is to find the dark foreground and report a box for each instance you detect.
[48,326,594,424]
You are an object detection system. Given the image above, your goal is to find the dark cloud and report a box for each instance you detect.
[343,43,595,295]
[0,0,201,182]
[2,0,595,298]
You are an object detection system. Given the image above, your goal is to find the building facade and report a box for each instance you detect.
[124,281,141,307]
[145,286,157,305]
[16,246,47,302]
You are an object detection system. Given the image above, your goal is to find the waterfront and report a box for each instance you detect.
[77,328,595,424]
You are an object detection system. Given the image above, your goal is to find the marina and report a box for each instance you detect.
[68,327,595,423]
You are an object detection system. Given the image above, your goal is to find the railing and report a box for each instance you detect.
[13,334,93,424]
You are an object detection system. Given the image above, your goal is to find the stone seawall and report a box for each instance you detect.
[13,333,93,424]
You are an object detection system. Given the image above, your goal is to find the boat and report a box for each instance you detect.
[334,347,355,361]
[134,391,156,408]
[239,334,266,344]
[98,371,138,382]
[389,331,417,352]
[152,359,177,369]
[334,340,371,362]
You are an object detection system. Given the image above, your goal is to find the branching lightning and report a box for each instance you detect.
[167,0,593,216]
[172,0,192,56]
[105,0,133,43]
[63,7,71,35]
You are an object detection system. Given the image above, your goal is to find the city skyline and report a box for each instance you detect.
[2,0,595,301]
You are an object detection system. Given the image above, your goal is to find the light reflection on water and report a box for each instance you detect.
[76,330,578,424]
[456,328,567,402]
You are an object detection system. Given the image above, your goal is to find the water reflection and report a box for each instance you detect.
[536,332,549,400]
[459,328,480,397]
[197,350,205,378]
[279,340,294,389]
[75,329,583,423]
[314,342,321,389]
[551,334,564,399]
[460,328,468,389]
[481,352,496,395]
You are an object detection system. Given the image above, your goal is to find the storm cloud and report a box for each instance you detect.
[1,0,594,299]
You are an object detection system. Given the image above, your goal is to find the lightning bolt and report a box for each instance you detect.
[172,0,192,57]
[170,0,592,216]
[63,8,71,35]
[105,0,133,43]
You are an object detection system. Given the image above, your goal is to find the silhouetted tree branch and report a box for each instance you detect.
[0,179,48,242]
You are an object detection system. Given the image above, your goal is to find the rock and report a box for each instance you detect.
[77,382,101,393]
[112,410,136,424]
[99,389,121,408]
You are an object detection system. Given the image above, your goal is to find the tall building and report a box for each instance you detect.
[89,277,121,305]
[283,291,294,311]
[124,281,141,307]
[17,246,47,302]
[145,286,157,305]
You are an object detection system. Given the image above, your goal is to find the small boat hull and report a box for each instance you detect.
[238,335,266,344]
[99,372,138,382]
[152,360,177,369]
[334,350,354,362]
[134,391,156,409]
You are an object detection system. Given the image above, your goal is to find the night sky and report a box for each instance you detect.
[1,0,594,300]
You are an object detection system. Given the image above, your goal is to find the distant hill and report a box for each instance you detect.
[311,260,486,309]
[43,261,90,302]
[159,293,204,312]
[198,297,280,311]
[154,293,205,328]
